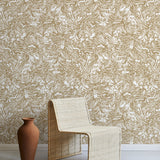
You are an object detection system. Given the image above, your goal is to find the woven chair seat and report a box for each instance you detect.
[63,125,120,133]
[48,97,121,160]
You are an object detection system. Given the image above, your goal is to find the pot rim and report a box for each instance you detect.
[22,117,35,121]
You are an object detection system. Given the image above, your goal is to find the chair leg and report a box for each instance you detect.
[48,101,56,160]
[87,131,120,160]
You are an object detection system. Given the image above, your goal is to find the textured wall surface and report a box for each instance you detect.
[0,0,160,144]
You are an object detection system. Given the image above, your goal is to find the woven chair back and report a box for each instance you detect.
[53,97,90,131]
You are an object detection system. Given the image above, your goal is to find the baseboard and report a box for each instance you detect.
[1,144,160,151]
[0,144,160,160]
[121,144,160,151]
[81,144,160,151]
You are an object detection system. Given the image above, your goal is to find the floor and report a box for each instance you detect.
[0,150,88,160]
[1,144,160,160]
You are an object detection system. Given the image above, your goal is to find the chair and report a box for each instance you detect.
[48,97,121,160]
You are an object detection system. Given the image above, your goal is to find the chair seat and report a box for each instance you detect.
[62,125,120,134]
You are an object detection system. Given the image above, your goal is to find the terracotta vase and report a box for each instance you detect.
[17,118,39,160]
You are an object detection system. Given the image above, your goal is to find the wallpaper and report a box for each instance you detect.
[0,0,160,144]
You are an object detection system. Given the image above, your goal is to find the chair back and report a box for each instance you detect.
[52,97,90,131]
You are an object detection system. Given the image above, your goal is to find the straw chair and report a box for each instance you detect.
[48,97,121,160]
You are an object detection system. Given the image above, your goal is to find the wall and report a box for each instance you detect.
[0,0,160,144]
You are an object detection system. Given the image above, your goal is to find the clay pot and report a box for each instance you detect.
[17,118,39,160]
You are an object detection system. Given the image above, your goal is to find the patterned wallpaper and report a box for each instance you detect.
[0,0,160,144]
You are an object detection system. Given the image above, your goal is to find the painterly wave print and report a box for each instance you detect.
[0,0,160,144]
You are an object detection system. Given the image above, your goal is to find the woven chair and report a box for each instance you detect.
[48,97,121,160]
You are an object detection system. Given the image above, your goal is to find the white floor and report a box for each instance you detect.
[0,144,160,160]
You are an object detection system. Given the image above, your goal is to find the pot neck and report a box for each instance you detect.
[22,118,34,125]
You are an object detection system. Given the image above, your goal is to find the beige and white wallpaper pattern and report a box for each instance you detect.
[0,0,160,144]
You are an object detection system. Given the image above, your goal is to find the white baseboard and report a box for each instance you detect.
[0,144,160,160]
[81,144,160,151]
[121,144,160,151]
